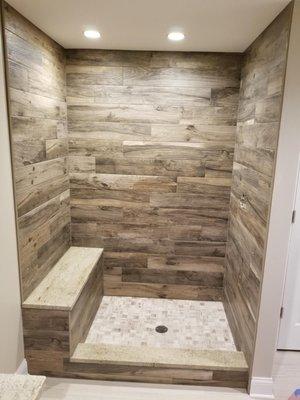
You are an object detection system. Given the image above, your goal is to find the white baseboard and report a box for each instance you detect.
[250,377,274,399]
[15,359,28,375]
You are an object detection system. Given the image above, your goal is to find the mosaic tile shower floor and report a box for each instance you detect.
[85,296,236,351]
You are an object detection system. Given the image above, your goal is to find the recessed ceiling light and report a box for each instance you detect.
[84,30,101,39]
[168,32,185,41]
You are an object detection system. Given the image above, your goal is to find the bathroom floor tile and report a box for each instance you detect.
[85,296,236,351]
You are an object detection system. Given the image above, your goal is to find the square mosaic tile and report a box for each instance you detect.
[85,296,236,351]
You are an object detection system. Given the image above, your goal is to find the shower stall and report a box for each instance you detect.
[1,0,294,390]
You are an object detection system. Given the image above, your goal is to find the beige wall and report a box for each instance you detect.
[251,0,300,393]
[0,7,24,372]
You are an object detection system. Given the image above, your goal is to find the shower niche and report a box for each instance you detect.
[2,0,293,390]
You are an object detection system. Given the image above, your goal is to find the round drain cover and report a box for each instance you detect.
[155,325,168,333]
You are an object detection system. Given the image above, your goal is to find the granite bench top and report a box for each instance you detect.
[23,246,103,311]
[0,374,45,400]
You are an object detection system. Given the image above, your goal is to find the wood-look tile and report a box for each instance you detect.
[123,66,240,89]
[45,138,68,160]
[10,116,61,141]
[150,124,236,143]
[4,3,69,301]
[9,88,66,119]
[68,121,151,140]
[16,175,69,217]
[70,173,177,193]
[95,157,206,177]
[65,50,240,297]
[181,105,238,126]
[66,65,123,86]
[223,3,293,366]
[123,141,234,160]
[68,104,181,124]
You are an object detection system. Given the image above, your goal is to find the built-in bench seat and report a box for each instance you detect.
[23,246,103,310]
[22,246,104,376]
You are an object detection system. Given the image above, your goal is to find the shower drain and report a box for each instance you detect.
[155,325,168,333]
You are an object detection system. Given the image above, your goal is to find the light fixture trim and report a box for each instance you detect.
[84,30,101,39]
[168,31,185,41]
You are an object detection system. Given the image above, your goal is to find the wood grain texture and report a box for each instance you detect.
[63,360,248,388]
[3,2,70,300]
[67,49,241,299]
[69,255,103,354]
[223,4,293,367]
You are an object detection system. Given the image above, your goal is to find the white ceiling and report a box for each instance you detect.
[6,0,291,52]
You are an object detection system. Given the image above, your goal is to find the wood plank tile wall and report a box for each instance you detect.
[3,3,70,300]
[66,49,242,299]
[223,4,293,366]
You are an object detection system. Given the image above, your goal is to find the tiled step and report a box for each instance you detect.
[65,343,249,388]
[71,343,247,370]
